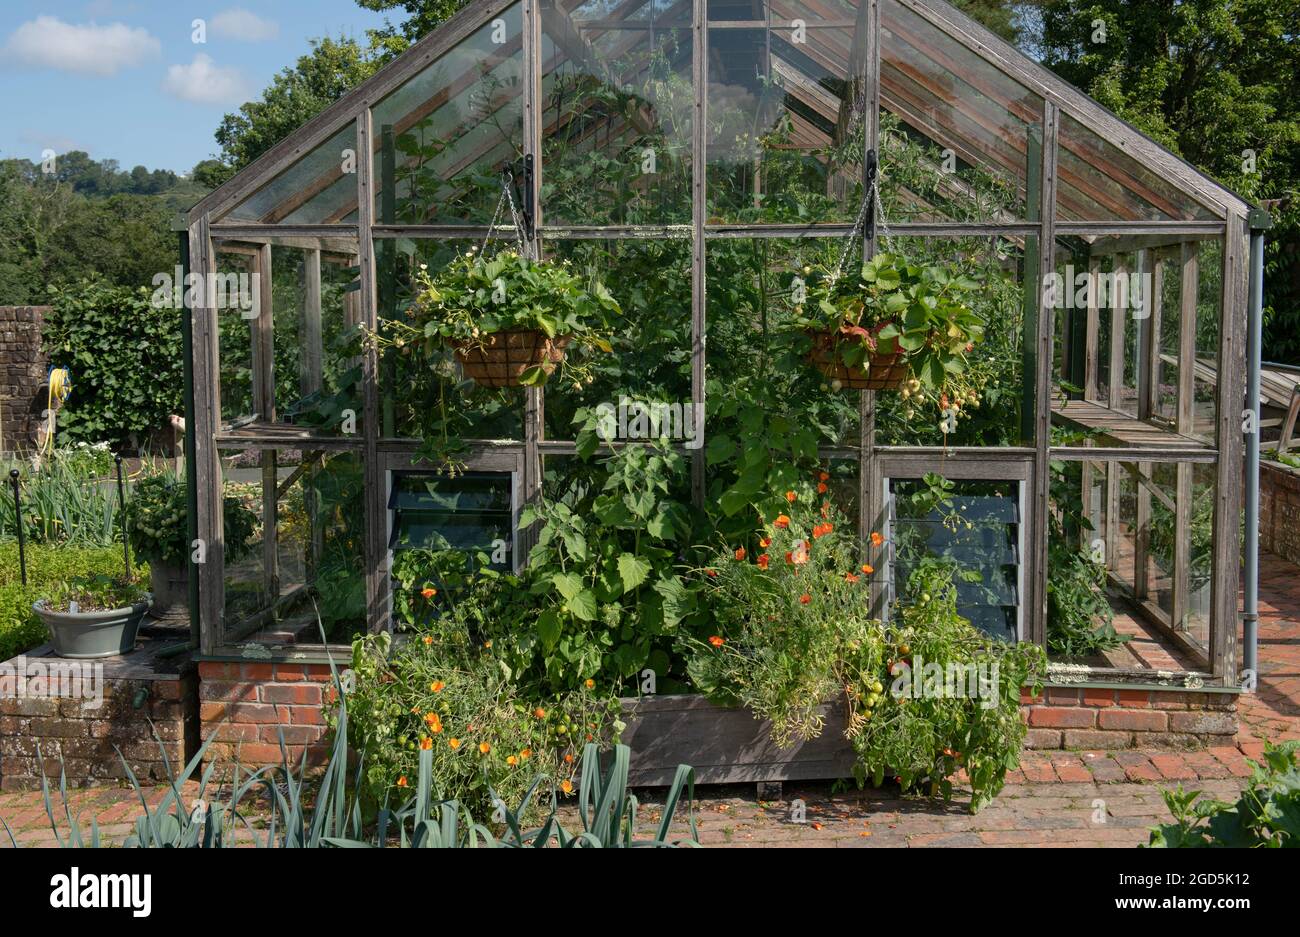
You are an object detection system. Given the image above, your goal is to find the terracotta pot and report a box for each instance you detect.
[806,328,909,391]
[450,330,571,388]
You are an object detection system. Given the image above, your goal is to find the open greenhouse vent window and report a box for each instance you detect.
[388,471,518,574]
[886,478,1023,641]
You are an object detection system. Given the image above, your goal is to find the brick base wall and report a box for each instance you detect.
[1021,686,1238,750]
[192,662,1241,771]
[0,305,49,452]
[0,669,195,792]
[197,661,334,766]
[1260,460,1300,566]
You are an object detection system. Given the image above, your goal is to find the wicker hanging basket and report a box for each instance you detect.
[806,328,910,391]
[450,329,571,388]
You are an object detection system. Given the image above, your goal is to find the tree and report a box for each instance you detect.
[1032,0,1300,359]
[214,37,386,173]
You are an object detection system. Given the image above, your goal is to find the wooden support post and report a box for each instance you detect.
[689,0,706,508]
[1027,100,1058,647]
[252,245,280,610]
[357,109,389,634]
[1172,241,1199,632]
[301,249,324,575]
[191,215,225,655]
[1210,212,1249,683]
[1084,256,1101,401]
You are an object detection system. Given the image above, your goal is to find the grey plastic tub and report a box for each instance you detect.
[33,598,151,659]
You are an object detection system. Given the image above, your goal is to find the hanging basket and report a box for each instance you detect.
[450,330,571,388]
[806,328,910,391]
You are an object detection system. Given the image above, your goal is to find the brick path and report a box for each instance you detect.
[3,552,1299,848]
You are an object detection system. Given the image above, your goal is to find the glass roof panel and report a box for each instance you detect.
[372,2,525,225]
[541,0,693,226]
[705,1,869,224]
[879,0,1041,223]
[1056,112,1217,222]
[219,123,359,225]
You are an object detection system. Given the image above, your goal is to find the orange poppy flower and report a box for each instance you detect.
[787,541,809,565]
[584,678,595,689]
[479,742,491,755]
[845,573,860,583]
[396,776,408,788]
[757,555,770,569]
[705,568,718,578]
[430,680,445,693]
[785,491,797,503]
[421,587,437,599]
[419,737,433,751]
[774,515,790,529]
[819,472,830,482]
[870,532,884,547]
[708,635,725,648]
[422,635,433,645]
[734,547,747,561]
[563,753,574,764]
[507,755,518,766]
[561,779,574,795]
[817,482,828,494]
[861,563,874,575]
[799,594,812,605]
[759,537,771,548]
[449,737,461,750]
[520,748,533,760]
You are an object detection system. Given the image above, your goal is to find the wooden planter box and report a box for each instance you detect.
[618,694,855,786]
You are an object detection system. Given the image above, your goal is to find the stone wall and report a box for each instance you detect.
[1260,459,1300,566]
[0,306,49,453]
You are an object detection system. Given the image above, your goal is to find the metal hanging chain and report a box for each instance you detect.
[830,150,897,285]
[480,168,533,260]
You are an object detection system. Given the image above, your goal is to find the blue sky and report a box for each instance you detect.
[0,1,394,174]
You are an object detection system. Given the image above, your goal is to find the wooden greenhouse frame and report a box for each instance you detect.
[181,0,1259,706]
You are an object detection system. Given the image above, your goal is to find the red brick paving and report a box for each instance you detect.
[2,552,1298,847]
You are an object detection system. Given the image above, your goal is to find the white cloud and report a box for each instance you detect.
[210,8,280,42]
[2,15,159,77]
[162,53,252,105]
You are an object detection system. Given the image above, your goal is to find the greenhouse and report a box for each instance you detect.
[179,0,1262,760]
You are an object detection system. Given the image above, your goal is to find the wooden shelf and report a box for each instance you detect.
[1051,399,1213,456]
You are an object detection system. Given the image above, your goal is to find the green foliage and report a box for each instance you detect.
[690,492,1045,812]
[399,249,619,387]
[0,158,184,306]
[42,281,184,448]
[0,451,120,547]
[794,252,986,400]
[343,629,623,816]
[40,573,149,613]
[0,543,139,660]
[1046,453,1128,658]
[1148,741,1300,848]
[124,469,257,567]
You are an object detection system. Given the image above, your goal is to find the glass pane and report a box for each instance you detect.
[1057,112,1217,222]
[879,0,1042,222]
[873,234,1032,447]
[220,124,358,224]
[542,237,693,439]
[214,249,256,423]
[705,4,869,224]
[542,5,692,226]
[221,449,366,645]
[889,477,1022,641]
[372,3,525,225]
[376,239,523,443]
[1048,457,1209,672]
